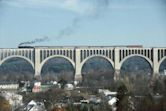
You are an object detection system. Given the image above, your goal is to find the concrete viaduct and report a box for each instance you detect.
[0,46,166,81]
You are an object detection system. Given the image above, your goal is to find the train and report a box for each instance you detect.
[18,46,35,48]
[18,45,143,49]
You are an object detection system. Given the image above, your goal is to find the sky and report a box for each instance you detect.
[0,0,166,48]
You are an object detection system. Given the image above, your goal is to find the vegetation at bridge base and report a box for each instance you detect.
[19,73,166,111]
[81,71,114,89]
[80,72,166,111]
[51,103,112,111]
[22,88,66,111]
[66,103,112,111]
[0,96,11,111]
[115,75,166,111]
[0,56,165,111]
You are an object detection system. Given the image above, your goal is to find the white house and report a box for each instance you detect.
[25,100,46,111]
[98,89,117,96]
[64,84,74,90]
[0,82,19,90]
[108,97,118,111]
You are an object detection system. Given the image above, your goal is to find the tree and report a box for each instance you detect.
[116,81,134,111]
[136,94,155,111]
[58,79,67,89]
[0,96,11,111]
[51,106,65,111]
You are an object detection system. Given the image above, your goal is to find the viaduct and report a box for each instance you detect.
[0,46,166,81]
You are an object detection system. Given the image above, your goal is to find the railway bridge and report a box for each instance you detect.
[0,46,166,80]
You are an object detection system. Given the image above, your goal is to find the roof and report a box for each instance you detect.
[108,97,118,105]
[28,100,37,106]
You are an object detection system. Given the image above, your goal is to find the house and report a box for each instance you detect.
[89,95,101,104]
[25,100,46,111]
[64,84,74,90]
[98,89,117,96]
[32,82,41,93]
[108,97,118,111]
[0,82,19,90]
[108,97,118,105]
[32,82,54,93]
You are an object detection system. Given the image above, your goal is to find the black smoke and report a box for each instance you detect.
[19,36,49,46]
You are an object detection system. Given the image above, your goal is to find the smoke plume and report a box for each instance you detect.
[55,17,80,39]
[54,0,110,39]
[18,0,110,46]
[19,36,49,46]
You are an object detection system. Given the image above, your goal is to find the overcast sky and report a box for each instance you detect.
[0,0,166,48]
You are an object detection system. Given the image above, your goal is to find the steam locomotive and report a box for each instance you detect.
[18,45,35,48]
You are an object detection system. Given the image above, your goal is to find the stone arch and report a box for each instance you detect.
[39,55,75,75]
[120,54,153,69]
[80,55,114,74]
[158,56,166,73]
[0,55,34,69]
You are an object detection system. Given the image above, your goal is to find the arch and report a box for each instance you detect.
[80,55,114,73]
[158,56,166,73]
[39,55,75,74]
[0,55,34,69]
[158,56,166,68]
[120,54,153,68]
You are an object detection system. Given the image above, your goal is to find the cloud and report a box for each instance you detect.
[0,0,98,14]
[0,0,110,15]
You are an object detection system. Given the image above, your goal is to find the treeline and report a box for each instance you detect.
[115,75,166,111]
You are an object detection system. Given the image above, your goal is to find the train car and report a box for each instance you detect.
[126,45,143,48]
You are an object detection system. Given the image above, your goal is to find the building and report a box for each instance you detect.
[32,82,54,93]
[98,89,117,96]
[25,100,46,111]
[108,97,118,111]
[32,82,41,93]
[0,82,19,90]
